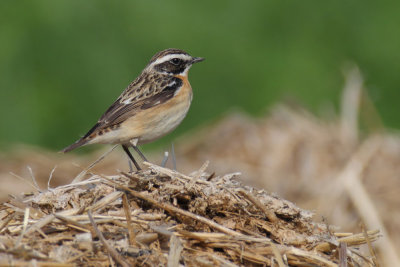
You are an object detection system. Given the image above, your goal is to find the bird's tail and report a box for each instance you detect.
[60,138,88,153]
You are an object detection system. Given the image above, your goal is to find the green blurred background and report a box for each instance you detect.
[0,0,399,152]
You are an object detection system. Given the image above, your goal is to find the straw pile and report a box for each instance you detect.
[0,159,379,266]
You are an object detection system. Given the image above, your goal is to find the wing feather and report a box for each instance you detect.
[83,74,182,137]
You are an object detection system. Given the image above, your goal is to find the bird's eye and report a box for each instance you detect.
[170,58,182,65]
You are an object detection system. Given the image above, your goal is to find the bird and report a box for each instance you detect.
[61,48,204,170]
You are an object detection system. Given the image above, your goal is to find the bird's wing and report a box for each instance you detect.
[82,74,183,139]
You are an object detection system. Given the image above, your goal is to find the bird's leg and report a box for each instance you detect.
[132,145,148,162]
[128,159,133,173]
[122,145,141,171]
[129,139,147,162]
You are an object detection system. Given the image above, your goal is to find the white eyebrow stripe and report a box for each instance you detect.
[149,54,192,67]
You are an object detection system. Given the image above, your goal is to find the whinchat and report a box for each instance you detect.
[62,48,204,170]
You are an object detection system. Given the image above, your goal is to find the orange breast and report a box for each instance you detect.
[174,74,192,101]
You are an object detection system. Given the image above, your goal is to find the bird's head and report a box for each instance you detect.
[146,48,204,76]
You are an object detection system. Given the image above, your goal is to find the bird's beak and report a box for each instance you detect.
[191,57,205,64]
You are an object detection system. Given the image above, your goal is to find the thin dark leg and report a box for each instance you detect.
[132,145,148,162]
[122,145,141,171]
[128,159,133,173]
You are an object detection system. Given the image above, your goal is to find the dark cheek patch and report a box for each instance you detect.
[173,67,185,74]
[154,62,167,72]
[155,62,186,74]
